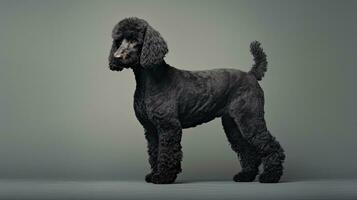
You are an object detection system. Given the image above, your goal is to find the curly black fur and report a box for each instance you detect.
[108,17,285,184]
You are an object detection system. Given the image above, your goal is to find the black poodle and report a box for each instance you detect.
[108,17,285,184]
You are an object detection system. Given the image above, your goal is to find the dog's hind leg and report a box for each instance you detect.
[229,87,285,183]
[144,129,159,183]
[221,115,262,182]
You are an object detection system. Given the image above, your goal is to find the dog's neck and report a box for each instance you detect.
[132,61,169,87]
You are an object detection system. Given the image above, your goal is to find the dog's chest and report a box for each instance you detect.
[134,90,148,124]
[133,82,156,129]
[133,69,170,128]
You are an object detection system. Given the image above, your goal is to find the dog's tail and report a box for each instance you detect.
[249,41,267,81]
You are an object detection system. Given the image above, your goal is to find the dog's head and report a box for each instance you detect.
[108,17,168,71]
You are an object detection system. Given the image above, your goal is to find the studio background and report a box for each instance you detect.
[1,0,356,182]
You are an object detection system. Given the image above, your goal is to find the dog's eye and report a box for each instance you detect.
[133,43,141,49]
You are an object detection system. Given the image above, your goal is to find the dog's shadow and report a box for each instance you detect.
[174,179,293,184]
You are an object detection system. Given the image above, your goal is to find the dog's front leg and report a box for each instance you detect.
[144,130,159,183]
[151,119,183,184]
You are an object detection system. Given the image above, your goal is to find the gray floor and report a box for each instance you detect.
[1,179,356,200]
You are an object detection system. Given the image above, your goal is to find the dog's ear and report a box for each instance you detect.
[140,24,168,68]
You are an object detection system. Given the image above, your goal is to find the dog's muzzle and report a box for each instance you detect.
[109,63,124,71]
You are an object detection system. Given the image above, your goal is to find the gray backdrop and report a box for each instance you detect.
[1,0,356,181]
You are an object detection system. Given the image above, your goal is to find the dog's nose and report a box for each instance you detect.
[114,51,123,59]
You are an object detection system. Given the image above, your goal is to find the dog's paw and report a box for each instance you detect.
[145,173,154,183]
[151,173,177,184]
[258,169,282,183]
[233,170,258,182]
